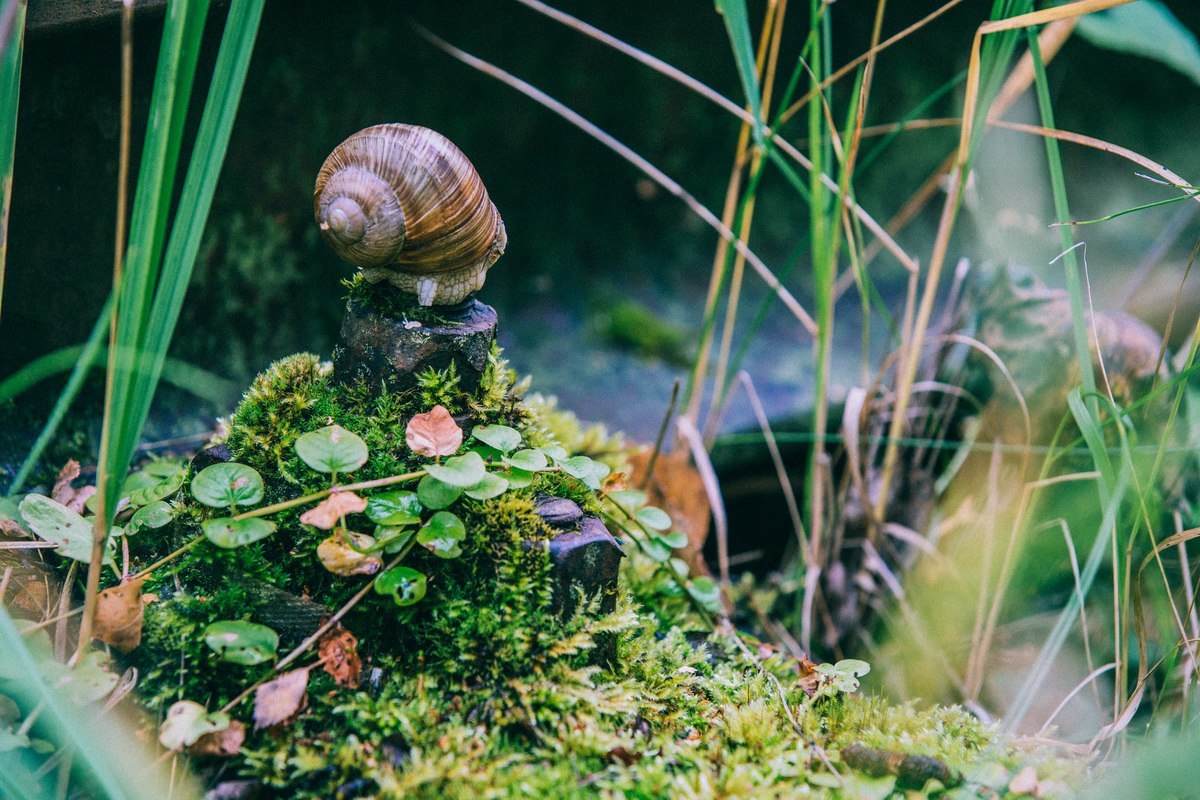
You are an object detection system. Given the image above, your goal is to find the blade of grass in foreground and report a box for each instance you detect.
[84,0,263,647]
[0,0,27,322]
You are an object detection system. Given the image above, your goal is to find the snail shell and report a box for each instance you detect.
[314,124,507,306]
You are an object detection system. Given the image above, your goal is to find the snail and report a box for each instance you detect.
[314,124,507,306]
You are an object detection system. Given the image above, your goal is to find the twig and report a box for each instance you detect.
[639,378,679,492]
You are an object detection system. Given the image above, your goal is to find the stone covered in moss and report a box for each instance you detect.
[125,351,1080,798]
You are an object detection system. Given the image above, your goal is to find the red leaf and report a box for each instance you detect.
[318,625,362,689]
[299,491,367,531]
[406,405,463,458]
[253,668,310,729]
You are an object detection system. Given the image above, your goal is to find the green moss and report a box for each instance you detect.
[342,272,464,326]
[122,351,1082,798]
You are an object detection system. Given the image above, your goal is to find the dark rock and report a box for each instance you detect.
[533,495,584,529]
[333,297,498,394]
[204,780,265,800]
[547,517,625,665]
[190,444,232,472]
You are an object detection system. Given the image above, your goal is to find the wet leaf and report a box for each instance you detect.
[365,490,422,526]
[18,494,106,563]
[188,719,245,757]
[416,511,466,559]
[253,667,310,729]
[471,423,521,454]
[375,566,427,607]
[295,424,369,474]
[127,500,173,535]
[93,577,146,653]
[425,451,487,488]
[56,651,120,704]
[417,474,462,509]
[317,532,383,576]
[628,449,711,576]
[374,526,415,554]
[203,621,279,665]
[561,455,610,489]
[642,538,672,563]
[506,448,547,472]
[636,506,672,531]
[159,701,230,750]
[202,517,276,549]
[464,472,508,500]
[299,491,367,530]
[406,405,463,458]
[317,626,362,688]
[190,463,264,509]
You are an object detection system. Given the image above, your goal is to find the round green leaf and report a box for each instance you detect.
[126,469,184,507]
[464,472,508,500]
[561,455,610,489]
[375,566,427,607]
[417,474,462,509]
[294,424,369,474]
[642,538,672,563]
[606,489,647,509]
[499,467,534,489]
[424,451,487,488]
[18,494,109,563]
[471,424,522,454]
[416,511,466,558]
[190,463,264,509]
[541,444,568,463]
[636,506,672,531]
[506,448,548,472]
[686,576,722,614]
[202,621,279,665]
[365,490,422,526]
[202,517,277,548]
[374,526,415,554]
[127,500,173,534]
[657,531,688,550]
[142,457,187,478]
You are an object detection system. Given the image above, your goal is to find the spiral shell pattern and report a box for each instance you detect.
[314,124,506,305]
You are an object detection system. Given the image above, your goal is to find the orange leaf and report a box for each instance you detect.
[188,719,246,757]
[93,577,146,653]
[406,405,463,458]
[51,459,81,507]
[628,448,711,576]
[253,667,310,729]
[299,491,367,530]
[318,625,362,688]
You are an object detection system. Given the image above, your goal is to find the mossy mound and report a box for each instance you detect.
[124,351,1082,798]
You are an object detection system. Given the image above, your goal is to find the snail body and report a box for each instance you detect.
[314,124,506,306]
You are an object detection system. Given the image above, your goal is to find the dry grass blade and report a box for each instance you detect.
[417,26,817,336]
[675,415,730,587]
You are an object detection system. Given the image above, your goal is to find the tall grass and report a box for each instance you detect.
[0,0,263,795]
[438,0,1200,763]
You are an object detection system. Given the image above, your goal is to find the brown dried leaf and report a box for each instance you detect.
[253,667,310,729]
[66,485,96,515]
[406,405,463,458]
[0,515,27,537]
[188,719,246,757]
[316,532,382,577]
[317,625,362,688]
[628,448,710,575]
[299,491,367,530]
[51,460,81,507]
[797,656,821,697]
[93,577,146,652]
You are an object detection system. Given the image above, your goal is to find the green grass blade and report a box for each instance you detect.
[713,0,762,141]
[0,607,188,799]
[4,294,113,495]
[101,0,210,524]
[0,0,26,321]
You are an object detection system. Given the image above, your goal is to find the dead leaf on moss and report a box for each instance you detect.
[254,667,310,729]
[188,719,246,757]
[94,577,146,652]
[628,448,710,575]
[797,656,821,696]
[318,625,362,688]
[51,460,81,506]
[300,491,367,530]
[406,405,463,458]
[316,532,382,577]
